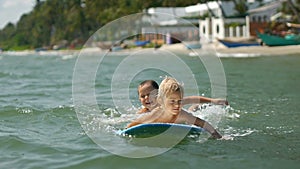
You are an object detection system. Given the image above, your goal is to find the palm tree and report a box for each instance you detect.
[286,0,300,23]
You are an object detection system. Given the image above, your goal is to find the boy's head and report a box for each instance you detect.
[157,77,184,115]
[158,77,183,99]
[138,80,159,110]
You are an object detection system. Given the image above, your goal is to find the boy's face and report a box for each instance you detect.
[138,83,158,111]
[163,91,183,115]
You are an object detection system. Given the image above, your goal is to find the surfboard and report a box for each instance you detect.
[117,123,204,138]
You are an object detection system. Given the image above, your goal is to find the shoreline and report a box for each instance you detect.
[1,43,300,57]
[215,44,300,56]
[159,43,300,56]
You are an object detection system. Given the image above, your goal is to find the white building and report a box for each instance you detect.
[143,0,274,43]
[186,1,259,41]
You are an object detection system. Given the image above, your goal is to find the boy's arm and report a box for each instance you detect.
[126,113,148,128]
[126,121,140,128]
[195,118,222,139]
[183,96,228,105]
[137,107,150,114]
[179,110,222,139]
[126,108,160,128]
[126,114,149,128]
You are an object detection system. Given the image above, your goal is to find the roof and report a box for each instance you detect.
[147,7,187,26]
[248,0,285,13]
[185,2,219,13]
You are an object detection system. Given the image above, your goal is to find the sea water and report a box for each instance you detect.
[0,50,299,169]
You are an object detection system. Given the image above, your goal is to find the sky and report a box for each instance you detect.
[0,0,35,29]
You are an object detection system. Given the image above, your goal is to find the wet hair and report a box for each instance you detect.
[157,77,183,100]
[139,80,159,90]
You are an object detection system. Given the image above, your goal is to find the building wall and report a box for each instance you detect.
[141,26,199,44]
[212,18,225,39]
[250,22,269,36]
[199,18,210,41]
[199,17,250,42]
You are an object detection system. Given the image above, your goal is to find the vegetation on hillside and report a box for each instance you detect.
[0,0,199,50]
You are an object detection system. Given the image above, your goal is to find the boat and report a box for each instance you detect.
[134,40,150,46]
[185,42,202,49]
[257,32,300,46]
[217,38,260,48]
[97,41,113,49]
[110,46,123,52]
[286,22,300,29]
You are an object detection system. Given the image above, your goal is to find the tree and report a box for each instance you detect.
[286,0,300,23]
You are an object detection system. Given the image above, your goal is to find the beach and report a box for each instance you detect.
[160,42,300,56]
[215,44,300,56]
[1,42,300,57]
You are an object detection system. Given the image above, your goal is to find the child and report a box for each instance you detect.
[128,77,222,139]
[137,80,228,114]
[137,80,159,114]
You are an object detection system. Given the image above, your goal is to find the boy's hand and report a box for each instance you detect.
[212,99,229,105]
[210,131,222,139]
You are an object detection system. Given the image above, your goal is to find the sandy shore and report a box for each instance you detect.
[159,43,300,56]
[1,43,300,57]
[215,44,300,56]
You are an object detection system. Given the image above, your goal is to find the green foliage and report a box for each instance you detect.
[280,0,300,23]
[225,22,244,28]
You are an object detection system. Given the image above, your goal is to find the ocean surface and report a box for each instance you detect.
[0,49,299,169]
